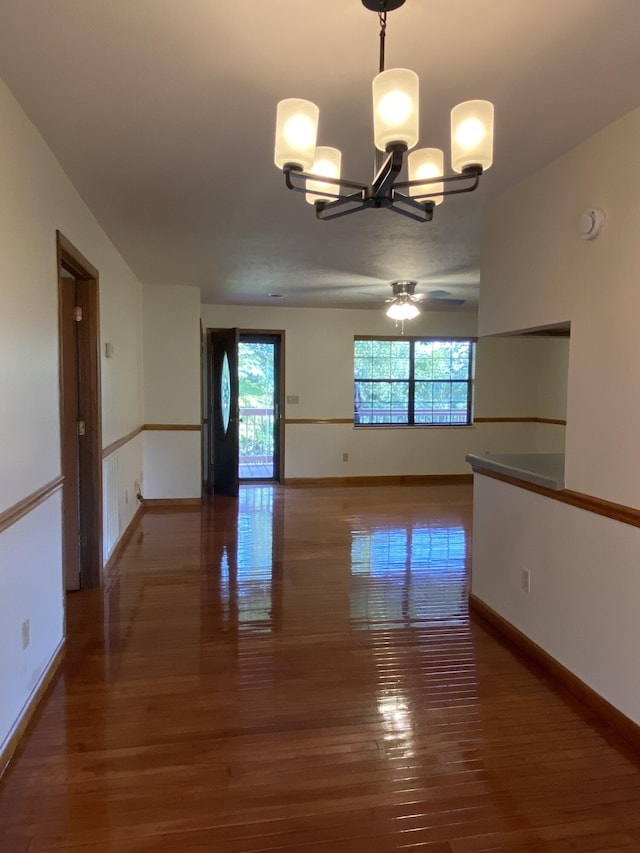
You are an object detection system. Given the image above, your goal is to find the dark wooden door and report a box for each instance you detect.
[210,328,240,497]
[60,275,82,590]
[57,232,102,590]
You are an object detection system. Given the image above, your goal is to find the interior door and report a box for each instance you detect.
[60,275,82,590]
[57,232,102,589]
[210,328,240,496]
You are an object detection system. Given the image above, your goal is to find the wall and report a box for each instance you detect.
[476,334,569,453]
[103,433,144,560]
[201,304,563,479]
[532,336,569,451]
[0,77,143,759]
[473,104,640,723]
[100,234,144,561]
[142,284,201,499]
[480,106,640,505]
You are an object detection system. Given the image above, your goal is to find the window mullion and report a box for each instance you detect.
[467,342,473,424]
[408,340,416,425]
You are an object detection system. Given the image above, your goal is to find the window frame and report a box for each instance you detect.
[354,335,476,427]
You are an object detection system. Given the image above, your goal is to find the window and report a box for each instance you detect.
[354,338,474,426]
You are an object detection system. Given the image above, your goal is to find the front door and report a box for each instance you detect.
[209,328,240,497]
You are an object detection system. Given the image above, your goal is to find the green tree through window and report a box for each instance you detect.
[354,338,473,425]
[238,341,276,467]
[238,342,274,408]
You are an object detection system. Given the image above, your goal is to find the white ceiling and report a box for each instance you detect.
[1,0,640,310]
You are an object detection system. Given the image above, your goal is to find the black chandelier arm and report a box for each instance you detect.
[386,194,435,222]
[281,157,483,222]
[390,191,435,214]
[315,198,374,221]
[394,165,483,200]
[283,146,407,204]
[387,205,433,223]
[283,165,367,197]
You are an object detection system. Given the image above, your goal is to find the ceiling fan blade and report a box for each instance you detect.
[424,297,466,307]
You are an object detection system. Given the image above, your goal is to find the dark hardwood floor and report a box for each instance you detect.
[2,484,640,851]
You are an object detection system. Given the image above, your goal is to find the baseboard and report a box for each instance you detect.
[284,474,473,487]
[0,640,65,778]
[143,498,202,508]
[469,593,640,752]
[103,502,144,577]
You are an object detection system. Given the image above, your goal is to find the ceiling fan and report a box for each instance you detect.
[423,289,466,308]
[385,280,421,319]
[385,281,465,319]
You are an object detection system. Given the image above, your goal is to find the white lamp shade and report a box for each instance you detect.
[451,99,494,173]
[306,147,342,205]
[373,69,419,152]
[274,98,320,171]
[386,300,420,321]
[408,148,444,205]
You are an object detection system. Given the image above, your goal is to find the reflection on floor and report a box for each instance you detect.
[219,485,275,633]
[2,484,640,852]
[351,524,467,628]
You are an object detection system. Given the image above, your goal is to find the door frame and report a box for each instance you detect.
[57,231,103,589]
[202,328,285,489]
[238,331,285,483]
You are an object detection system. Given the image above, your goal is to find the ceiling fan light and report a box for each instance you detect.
[450,99,494,173]
[372,69,419,152]
[408,147,444,205]
[306,146,342,205]
[386,300,420,321]
[274,98,320,171]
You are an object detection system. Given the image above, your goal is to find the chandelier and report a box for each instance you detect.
[274,0,494,223]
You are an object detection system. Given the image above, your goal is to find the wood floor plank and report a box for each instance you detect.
[2,484,640,851]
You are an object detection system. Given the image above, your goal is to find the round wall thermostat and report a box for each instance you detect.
[579,208,605,240]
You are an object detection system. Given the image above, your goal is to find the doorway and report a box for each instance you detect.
[239,335,282,481]
[204,329,284,496]
[57,232,102,590]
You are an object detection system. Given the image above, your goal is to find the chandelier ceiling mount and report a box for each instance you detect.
[361,0,407,12]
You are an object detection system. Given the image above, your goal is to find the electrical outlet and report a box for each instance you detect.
[286,394,299,404]
[342,452,349,462]
[521,567,531,594]
[22,619,30,649]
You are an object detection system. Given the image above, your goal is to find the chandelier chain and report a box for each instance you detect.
[378,10,387,74]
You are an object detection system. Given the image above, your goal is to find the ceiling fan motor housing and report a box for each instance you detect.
[391,280,417,297]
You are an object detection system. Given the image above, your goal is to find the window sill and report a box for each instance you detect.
[353,424,476,430]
